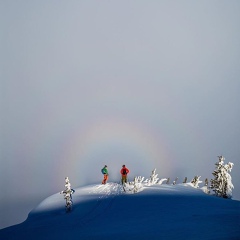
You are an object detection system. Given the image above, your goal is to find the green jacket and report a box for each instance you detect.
[102,167,108,175]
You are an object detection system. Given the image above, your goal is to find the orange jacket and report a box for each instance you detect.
[120,167,130,176]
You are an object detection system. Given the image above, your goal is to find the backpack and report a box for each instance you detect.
[101,168,105,174]
[122,169,127,175]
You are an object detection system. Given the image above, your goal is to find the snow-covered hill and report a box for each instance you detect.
[0,183,239,240]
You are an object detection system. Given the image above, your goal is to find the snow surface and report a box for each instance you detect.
[0,183,239,240]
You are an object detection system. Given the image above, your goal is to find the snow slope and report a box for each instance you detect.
[0,183,239,240]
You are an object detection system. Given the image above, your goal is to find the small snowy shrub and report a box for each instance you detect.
[124,176,144,193]
[133,176,144,193]
[201,178,210,194]
[172,177,178,185]
[146,169,159,186]
[210,156,234,199]
[183,177,187,183]
[166,178,170,184]
[158,178,168,185]
[205,178,209,186]
[201,186,210,194]
[191,176,202,188]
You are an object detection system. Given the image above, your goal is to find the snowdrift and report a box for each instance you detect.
[0,183,239,240]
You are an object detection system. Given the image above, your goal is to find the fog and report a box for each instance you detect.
[1,0,240,229]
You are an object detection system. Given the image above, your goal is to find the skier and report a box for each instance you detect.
[120,165,130,185]
[101,165,108,184]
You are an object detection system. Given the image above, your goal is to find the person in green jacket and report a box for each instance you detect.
[101,165,108,184]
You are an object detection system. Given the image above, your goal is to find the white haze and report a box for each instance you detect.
[1,0,240,229]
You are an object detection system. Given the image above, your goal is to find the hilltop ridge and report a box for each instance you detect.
[1,183,239,240]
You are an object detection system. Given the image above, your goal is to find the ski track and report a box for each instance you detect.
[76,183,122,229]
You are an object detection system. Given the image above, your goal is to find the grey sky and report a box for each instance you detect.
[1,1,240,229]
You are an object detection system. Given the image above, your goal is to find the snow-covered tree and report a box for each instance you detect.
[166,178,170,184]
[146,169,159,186]
[60,177,75,212]
[132,176,144,193]
[183,177,187,183]
[158,178,168,185]
[191,176,202,188]
[205,178,208,186]
[210,156,234,199]
[201,178,210,194]
[135,176,145,184]
[172,177,178,185]
[123,176,144,193]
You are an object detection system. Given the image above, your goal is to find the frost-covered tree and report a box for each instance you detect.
[200,178,210,194]
[172,177,178,185]
[124,176,144,193]
[60,177,75,212]
[146,169,159,186]
[210,156,234,199]
[135,176,145,184]
[183,177,187,183]
[158,178,168,185]
[191,176,202,188]
[166,178,170,184]
[132,176,144,193]
[205,178,208,186]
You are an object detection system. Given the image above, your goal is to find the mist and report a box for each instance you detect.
[1,0,240,229]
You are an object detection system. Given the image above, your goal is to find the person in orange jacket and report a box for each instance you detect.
[120,165,130,185]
